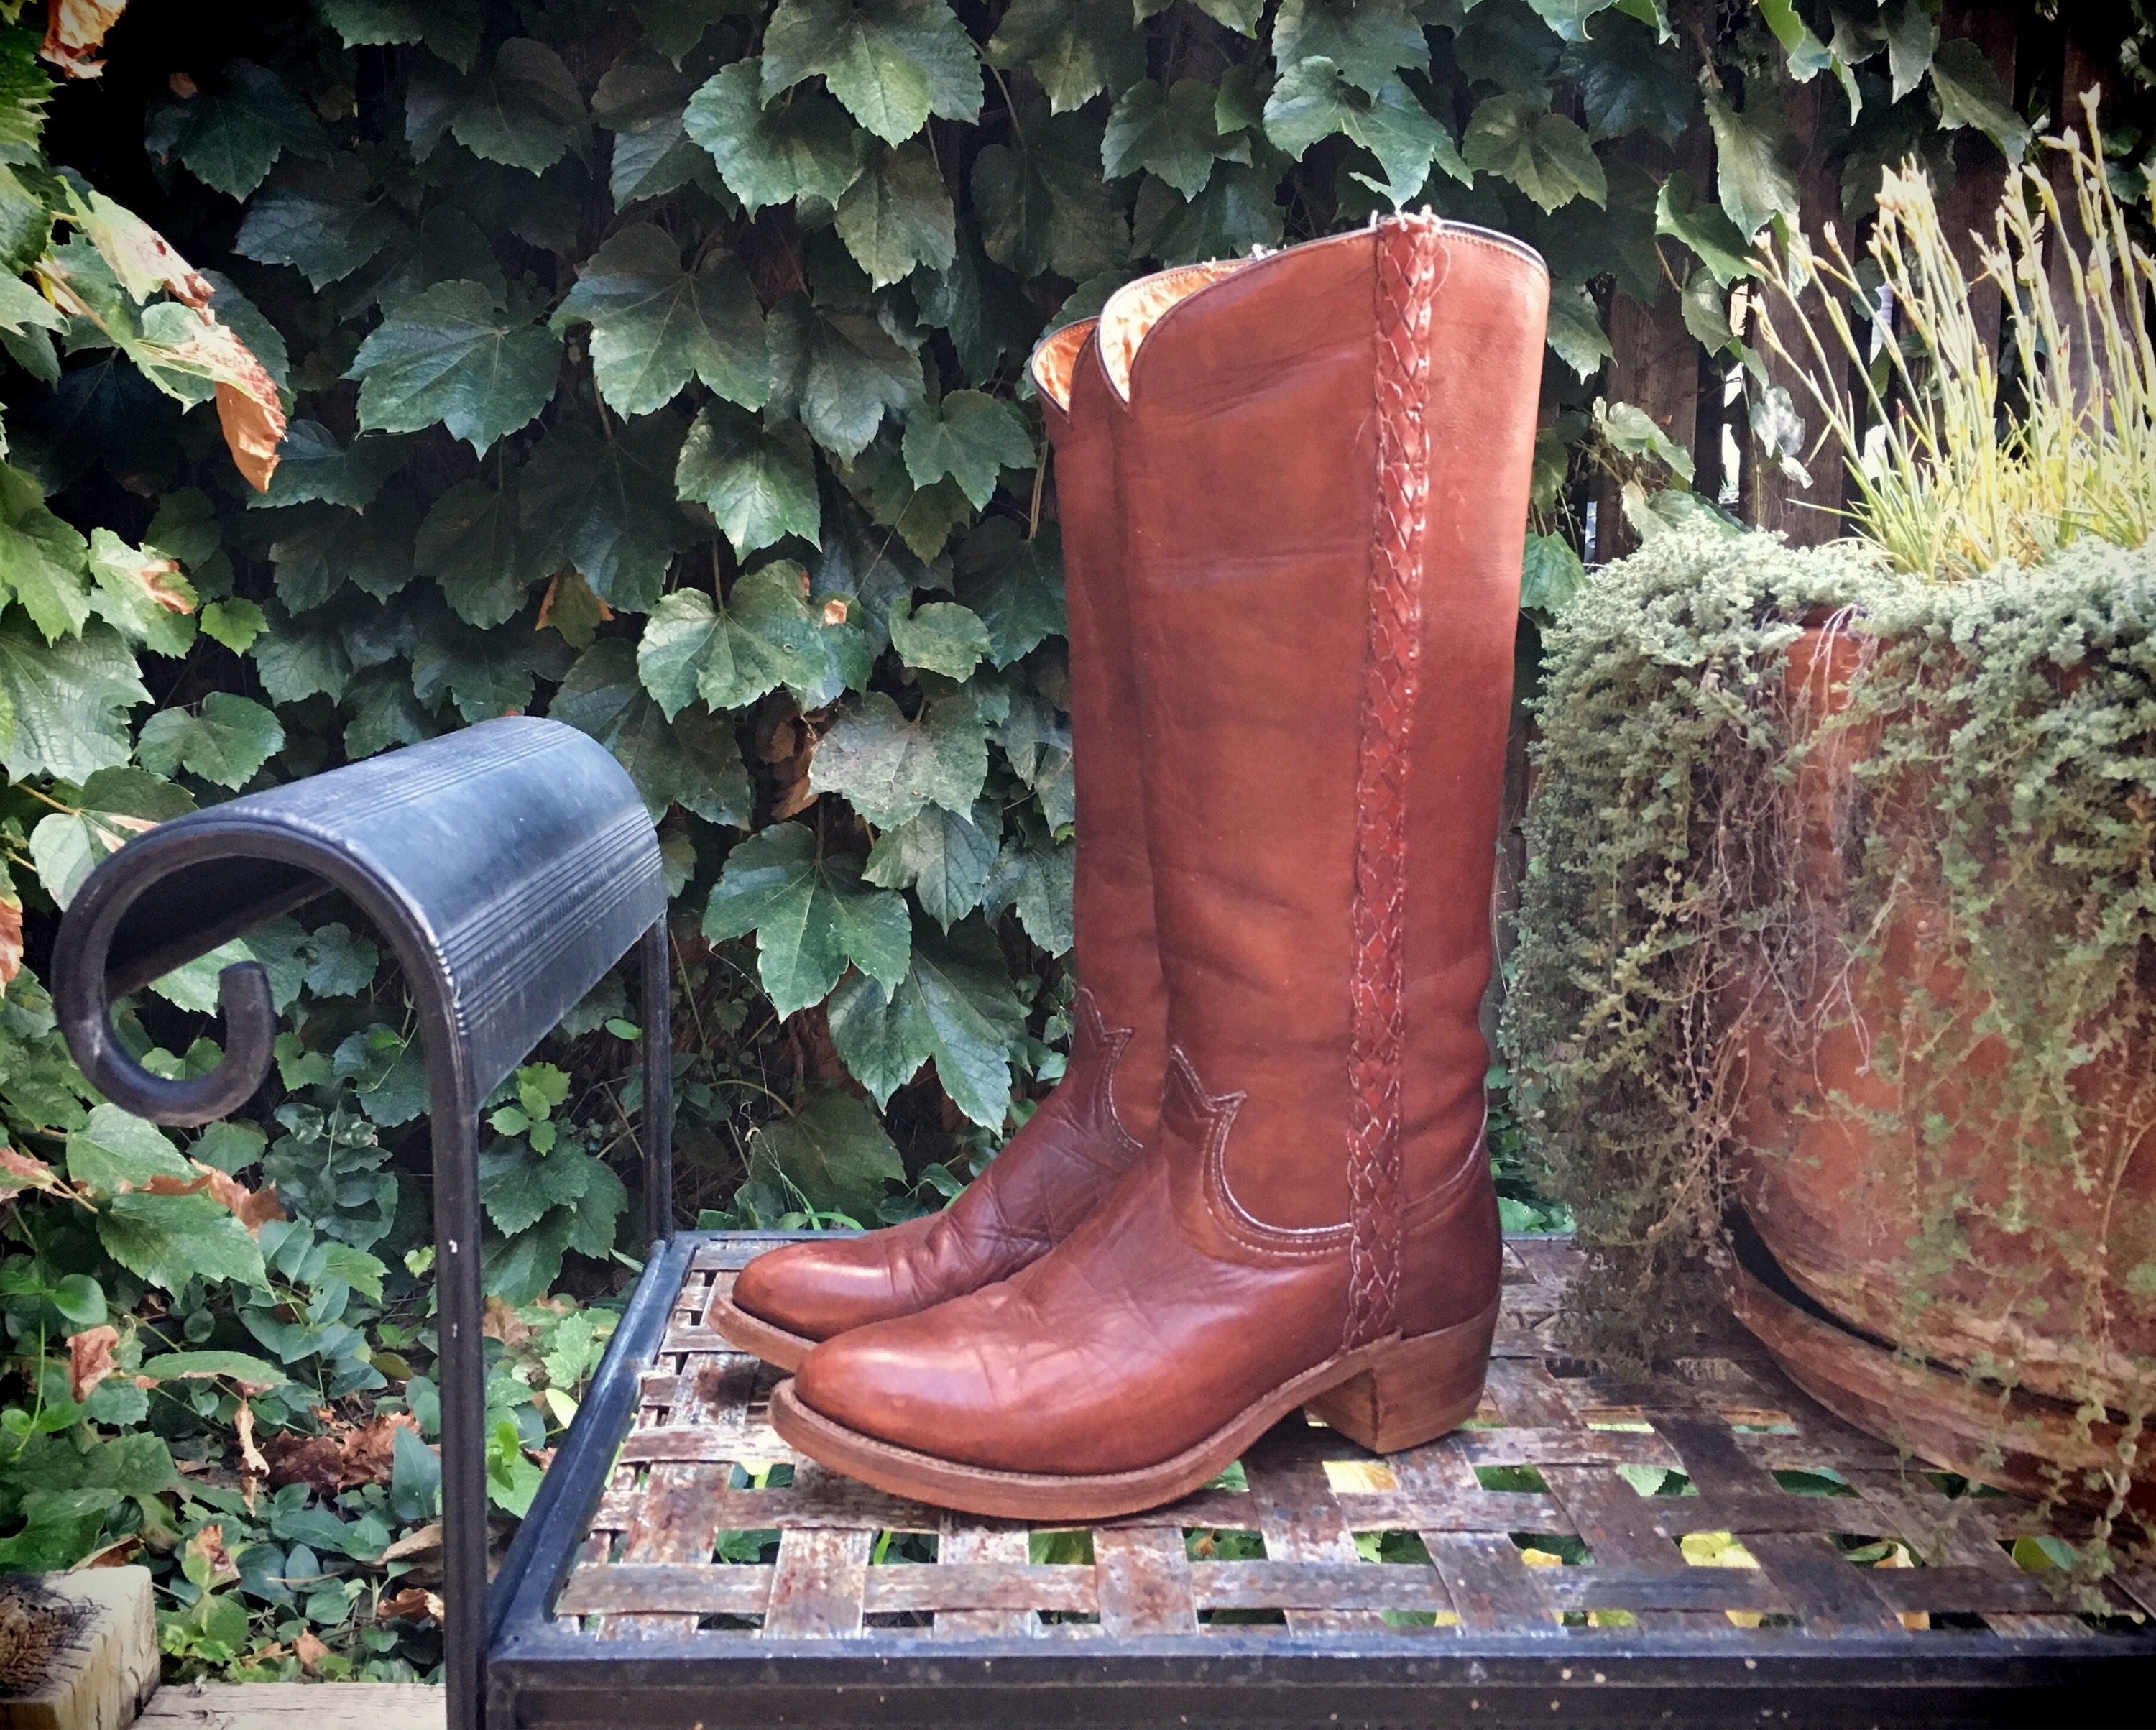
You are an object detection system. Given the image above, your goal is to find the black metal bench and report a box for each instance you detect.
[55,722,2156,1727]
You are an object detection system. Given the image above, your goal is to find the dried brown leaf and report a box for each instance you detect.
[0,895,22,991]
[482,1294,533,1349]
[261,1434,343,1498]
[187,1522,239,1589]
[376,1586,444,1624]
[0,1145,63,1199]
[40,0,127,79]
[67,1325,120,1402]
[234,1399,270,1476]
[337,1410,419,1489]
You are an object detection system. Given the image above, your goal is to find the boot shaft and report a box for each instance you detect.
[1104,218,1547,1243]
[1031,323,1168,1144]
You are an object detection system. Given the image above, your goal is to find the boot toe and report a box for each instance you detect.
[729,1234,913,1342]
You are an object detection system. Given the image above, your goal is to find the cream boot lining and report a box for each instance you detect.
[1098,259,1250,400]
[1030,320,1092,413]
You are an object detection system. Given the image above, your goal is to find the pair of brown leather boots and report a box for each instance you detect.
[711,214,1549,1520]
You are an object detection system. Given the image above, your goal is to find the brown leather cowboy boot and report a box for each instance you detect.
[770,215,1548,1517]
[711,318,1174,1370]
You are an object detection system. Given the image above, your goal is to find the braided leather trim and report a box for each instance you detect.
[1344,216,1442,1348]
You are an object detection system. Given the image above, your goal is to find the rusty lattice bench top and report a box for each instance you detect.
[540,1235,2152,1647]
[474,1232,2154,1724]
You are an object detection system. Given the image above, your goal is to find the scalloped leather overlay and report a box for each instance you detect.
[1344,216,1442,1350]
[1069,985,1144,1167]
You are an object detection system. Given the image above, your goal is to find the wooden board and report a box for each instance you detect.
[0,1568,157,1730]
[135,1686,439,1730]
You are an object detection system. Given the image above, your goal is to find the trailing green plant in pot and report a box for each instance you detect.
[1504,101,2156,1602]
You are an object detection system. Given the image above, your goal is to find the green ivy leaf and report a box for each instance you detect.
[137,1349,286,1389]
[761,0,983,144]
[1461,93,1606,212]
[749,1087,905,1218]
[1271,0,1428,95]
[683,62,865,213]
[1596,395,1694,485]
[988,833,1074,954]
[1560,14,1697,141]
[410,615,565,722]
[1929,37,2030,165]
[316,0,484,70]
[765,293,923,460]
[1104,79,1230,198]
[702,822,911,1015]
[1703,84,1800,239]
[99,1192,267,1293]
[1756,0,1834,83]
[0,26,50,151]
[953,518,1064,667]
[1525,0,1622,42]
[556,224,769,416]
[972,103,1128,281]
[349,279,562,455]
[888,597,991,681]
[1654,168,1756,286]
[410,38,591,174]
[135,693,285,788]
[1265,60,1460,206]
[416,471,533,628]
[1544,281,1612,379]
[0,461,91,642]
[863,798,999,929]
[234,155,407,289]
[144,61,328,200]
[254,423,413,511]
[676,403,822,556]
[985,0,1145,115]
[835,139,957,287]
[518,413,699,612]
[550,639,754,824]
[636,560,834,715]
[900,390,1031,509]
[1519,530,1586,617]
[812,689,990,829]
[0,619,147,783]
[1883,0,1938,103]
[593,51,722,207]
[68,1105,193,1192]
[826,914,1022,1127]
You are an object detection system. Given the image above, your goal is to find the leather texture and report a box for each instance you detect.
[791,216,1548,1475]
[725,318,1167,1346]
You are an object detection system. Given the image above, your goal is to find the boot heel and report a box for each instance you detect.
[1304,1299,1499,1454]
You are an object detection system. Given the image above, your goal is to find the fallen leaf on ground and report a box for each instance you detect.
[482,1295,533,1349]
[188,1523,239,1589]
[234,1400,270,1476]
[379,1522,442,1564]
[262,1434,342,1498]
[377,1586,444,1624]
[293,1629,330,1670]
[337,1411,420,1489]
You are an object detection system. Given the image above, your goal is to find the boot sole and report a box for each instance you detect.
[706,1290,819,1373]
[768,1295,1499,1520]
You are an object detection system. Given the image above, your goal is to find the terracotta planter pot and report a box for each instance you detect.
[1730,625,2156,1514]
